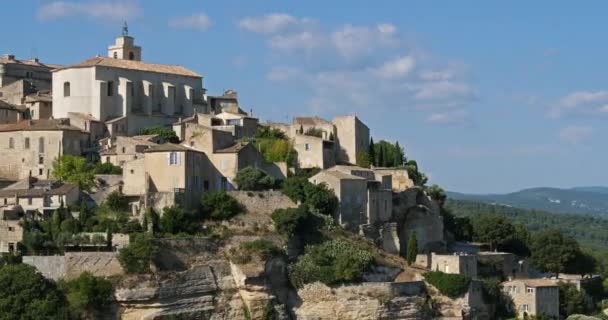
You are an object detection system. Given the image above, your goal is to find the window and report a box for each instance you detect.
[38,169,43,176]
[130,169,134,174]
[122,147,126,153]
[305,143,310,151]
[113,52,118,59]
[31,109,35,118]
[3,198,6,205]
[38,156,44,164]
[8,137,13,149]
[39,137,44,153]
[8,226,14,232]
[27,198,32,205]
[129,51,134,60]
[169,152,178,165]
[63,82,70,97]
[203,180,209,191]
[107,81,114,96]
[106,156,110,163]
[521,304,529,311]
[526,287,534,294]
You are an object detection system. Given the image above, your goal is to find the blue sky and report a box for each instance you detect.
[3,1,608,193]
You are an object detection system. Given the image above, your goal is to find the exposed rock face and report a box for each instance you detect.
[292,282,430,320]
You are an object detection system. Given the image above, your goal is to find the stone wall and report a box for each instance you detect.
[23,252,124,280]
[228,191,297,215]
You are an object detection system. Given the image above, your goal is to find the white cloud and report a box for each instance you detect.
[559,125,593,144]
[269,32,322,51]
[169,13,212,31]
[37,1,141,21]
[331,23,399,59]
[426,109,469,125]
[371,56,415,79]
[414,81,476,102]
[550,91,608,118]
[238,13,314,34]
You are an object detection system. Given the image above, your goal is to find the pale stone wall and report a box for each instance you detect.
[373,168,414,191]
[332,115,369,165]
[228,191,297,215]
[430,253,477,277]
[23,252,124,281]
[503,280,559,318]
[0,128,82,180]
[122,158,145,196]
[0,220,22,253]
[293,134,331,169]
[0,59,53,91]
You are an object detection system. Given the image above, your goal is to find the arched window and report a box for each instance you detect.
[129,52,134,60]
[63,82,70,97]
[113,52,118,59]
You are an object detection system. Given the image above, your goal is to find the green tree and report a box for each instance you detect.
[303,182,339,215]
[0,264,68,319]
[356,152,371,168]
[423,271,471,298]
[368,137,376,166]
[117,233,158,274]
[377,144,385,167]
[406,231,418,265]
[234,167,274,191]
[52,155,96,191]
[201,192,242,220]
[59,272,113,319]
[271,205,324,245]
[426,184,447,206]
[530,229,580,276]
[138,126,180,143]
[558,282,593,317]
[281,176,309,203]
[473,213,516,251]
[92,162,122,174]
[105,190,129,211]
[394,141,404,166]
[159,206,198,234]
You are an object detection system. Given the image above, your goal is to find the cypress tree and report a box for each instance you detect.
[369,137,376,167]
[406,231,418,265]
[395,141,403,166]
[378,144,385,167]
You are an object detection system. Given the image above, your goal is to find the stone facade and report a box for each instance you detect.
[0,119,84,180]
[0,54,59,90]
[100,134,162,166]
[52,34,204,135]
[332,115,369,165]
[0,219,22,253]
[417,253,478,277]
[0,101,23,124]
[0,178,79,216]
[23,252,124,281]
[502,279,559,319]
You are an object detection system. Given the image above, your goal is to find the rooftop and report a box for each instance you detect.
[0,100,24,111]
[144,143,201,153]
[293,116,332,126]
[0,119,81,132]
[313,170,366,181]
[215,141,249,154]
[0,181,77,198]
[0,55,62,69]
[54,56,201,78]
[503,279,558,288]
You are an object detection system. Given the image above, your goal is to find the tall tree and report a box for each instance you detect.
[530,229,580,276]
[378,144,385,167]
[406,231,418,265]
[472,214,515,251]
[394,141,403,166]
[369,137,376,167]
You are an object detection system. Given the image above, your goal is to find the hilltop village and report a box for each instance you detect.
[0,27,603,320]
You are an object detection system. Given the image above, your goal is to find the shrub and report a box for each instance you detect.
[138,126,180,143]
[255,126,286,139]
[280,177,338,215]
[257,138,296,163]
[289,239,374,287]
[117,233,158,274]
[52,154,96,191]
[235,167,274,191]
[59,272,113,318]
[159,206,199,235]
[423,271,471,298]
[304,127,323,138]
[0,264,68,319]
[230,239,282,264]
[93,162,122,174]
[105,191,129,211]
[356,152,371,168]
[201,192,242,220]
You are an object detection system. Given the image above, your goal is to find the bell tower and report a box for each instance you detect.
[108,22,142,61]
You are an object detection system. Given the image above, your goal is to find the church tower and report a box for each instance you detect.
[108,22,142,61]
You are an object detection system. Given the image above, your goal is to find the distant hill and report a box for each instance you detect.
[445,199,608,252]
[447,186,608,217]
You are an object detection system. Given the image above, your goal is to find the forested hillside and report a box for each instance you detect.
[446,199,608,251]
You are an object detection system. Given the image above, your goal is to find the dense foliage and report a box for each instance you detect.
[271,205,325,245]
[423,271,471,298]
[59,272,113,318]
[118,233,159,274]
[289,240,374,287]
[52,155,122,190]
[105,190,129,211]
[230,239,282,264]
[446,199,608,252]
[0,264,68,319]
[370,140,404,167]
[558,282,594,317]
[200,192,242,220]
[472,214,516,251]
[251,126,296,164]
[235,167,274,191]
[530,229,583,275]
[406,231,418,265]
[159,206,199,234]
[138,126,180,143]
[280,176,338,215]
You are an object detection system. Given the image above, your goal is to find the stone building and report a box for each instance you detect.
[207,89,239,114]
[23,91,52,120]
[52,31,205,135]
[476,251,528,279]
[0,54,60,90]
[293,134,335,169]
[0,100,24,124]
[332,115,369,165]
[502,279,559,319]
[0,178,79,216]
[0,208,22,253]
[0,119,84,180]
[100,134,162,166]
[415,252,477,277]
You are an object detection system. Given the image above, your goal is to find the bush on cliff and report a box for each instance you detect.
[235,167,274,191]
[118,233,159,274]
[280,177,338,215]
[230,239,283,264]
[159,206,199,235]
[58,272,113,319]
[288,239,374,287]
[0,264,68,319]
[200,192,242,220]
[423,271,471,298]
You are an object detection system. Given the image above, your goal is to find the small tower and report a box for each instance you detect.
[108,22,142,61]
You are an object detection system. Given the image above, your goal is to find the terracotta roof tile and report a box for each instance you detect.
[144,143,202,153]
[0,56,62,69]
[0,119,81,132]
[55,56,201,78]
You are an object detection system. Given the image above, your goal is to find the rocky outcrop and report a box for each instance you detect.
[292,282,430,320]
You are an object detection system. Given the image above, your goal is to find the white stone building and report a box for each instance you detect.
[51,30,205,135]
